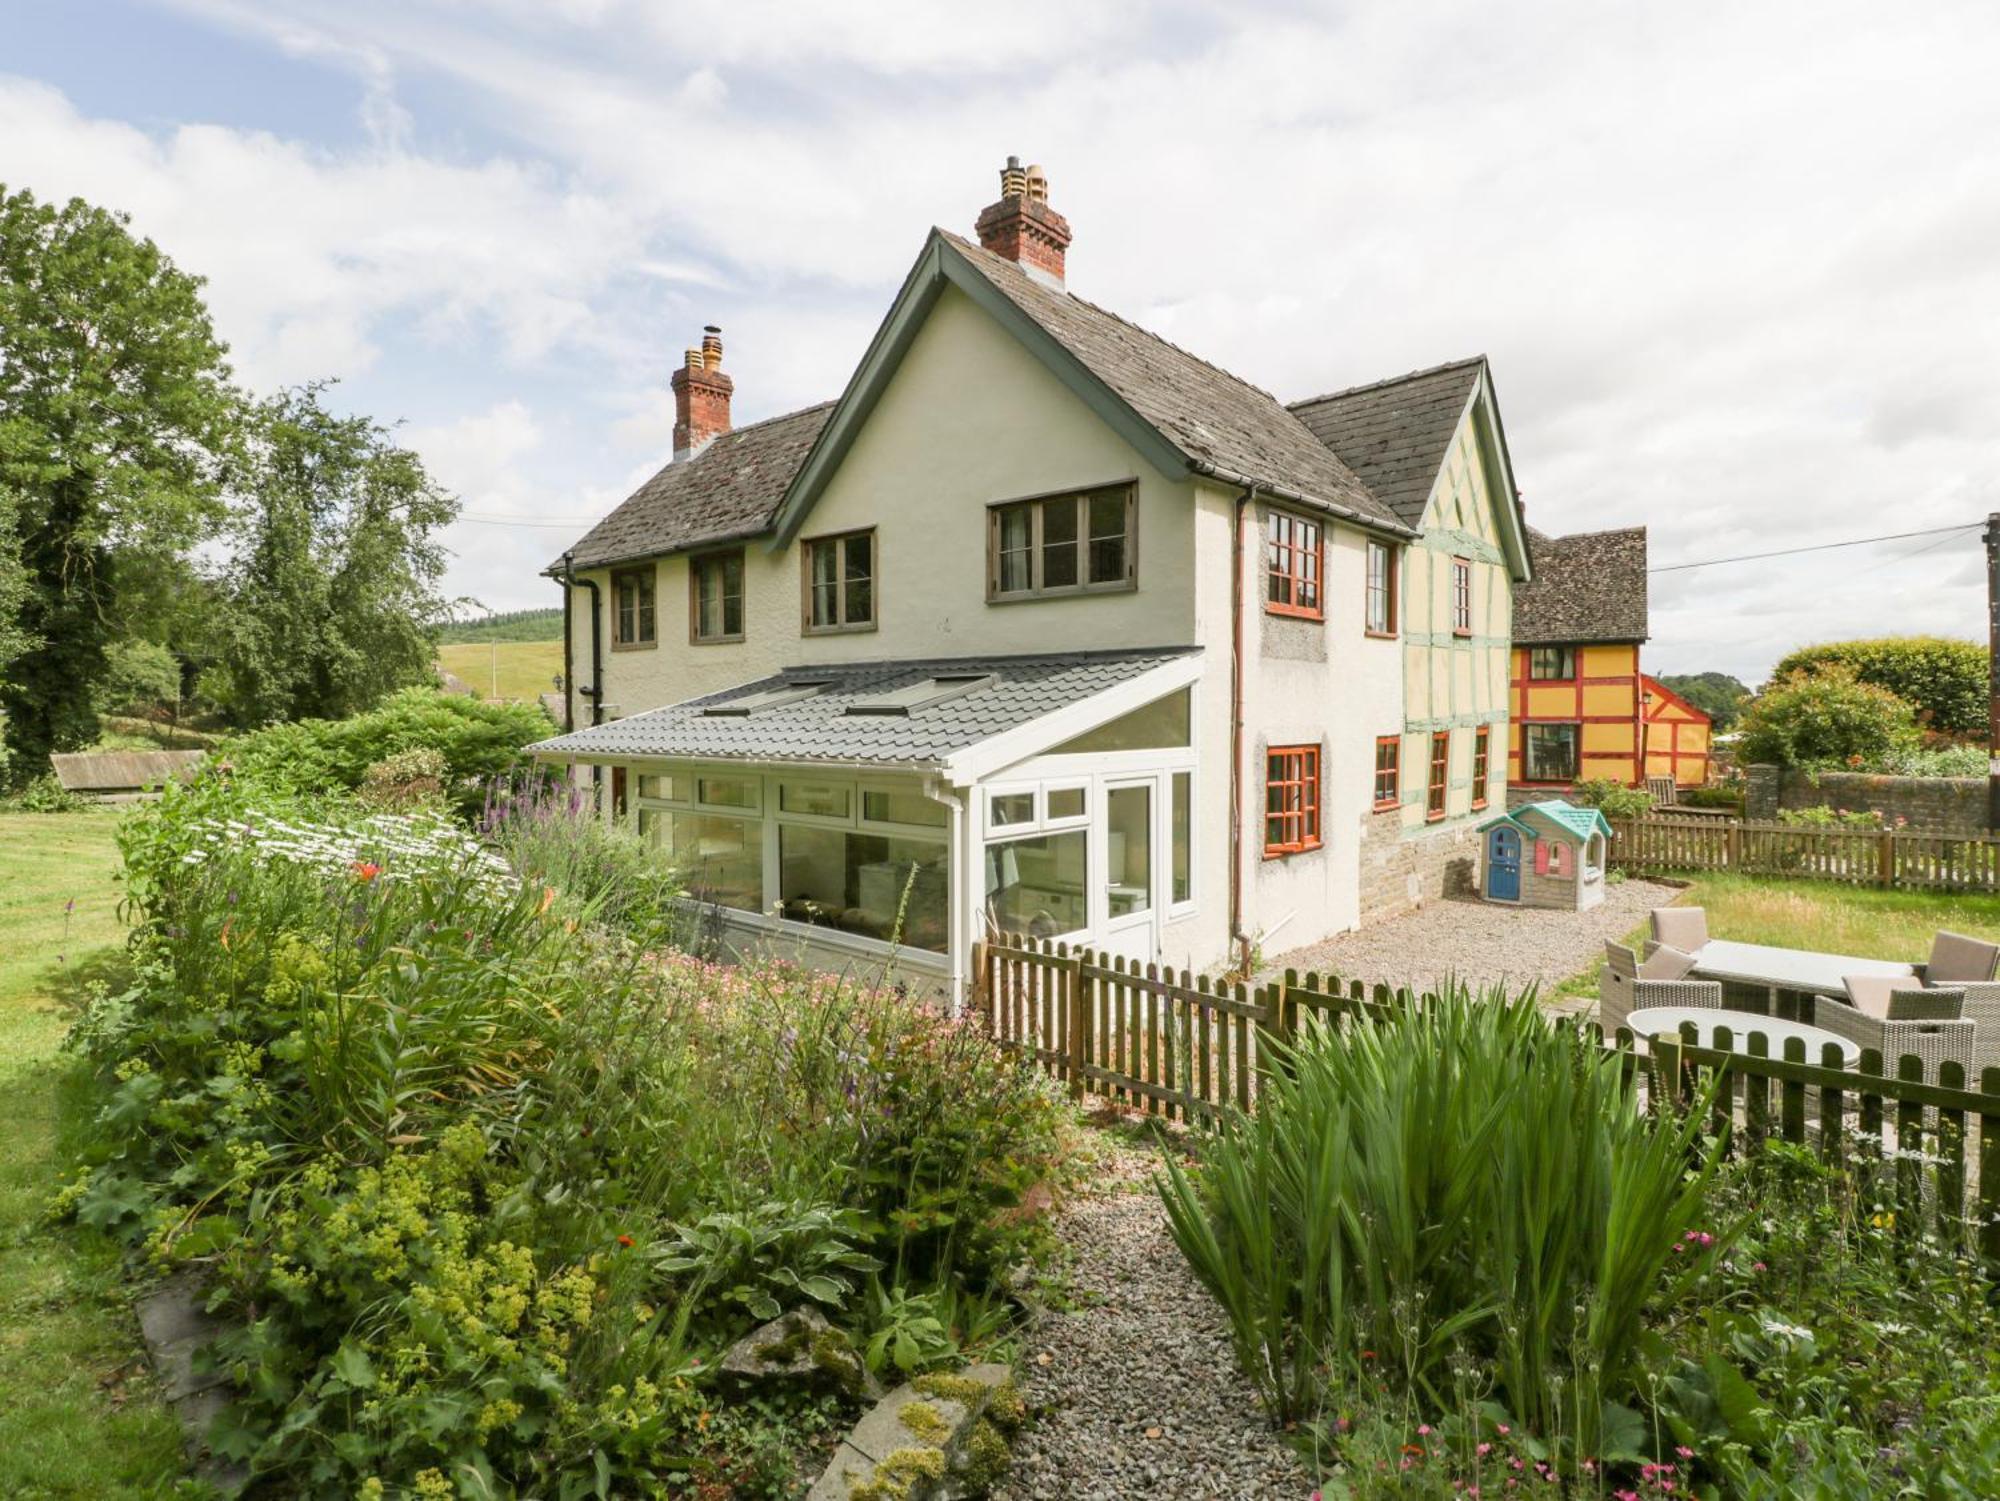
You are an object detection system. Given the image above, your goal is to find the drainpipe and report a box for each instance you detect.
[1229,485,1255,974]
[573,566,604,727]
[558,552,576,733]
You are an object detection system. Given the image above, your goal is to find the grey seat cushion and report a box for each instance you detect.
[1650,907,1709,953]
[1927,931,2000,984]
[1639,943,1698,981]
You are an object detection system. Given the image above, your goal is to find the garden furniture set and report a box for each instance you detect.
[1601,908,2000,1085]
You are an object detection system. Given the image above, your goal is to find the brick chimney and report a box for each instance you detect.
[670,325,732,460]
[974,157,1071,290]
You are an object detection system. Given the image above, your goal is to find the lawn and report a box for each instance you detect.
[437,638,562,702]
[0,812,188,1499]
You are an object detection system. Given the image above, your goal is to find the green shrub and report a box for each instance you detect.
[1873,741,1990,777]
[1156,987,1721,1461]
[1573,778,1656,819]
[65,785,1064,1495]
[220,687,547,816]
[1776,805,1884,829]
[92,639,182,719]
[0,773,88,812]
[1676,783,1744,812]
[1773,636,1986,736]
[1735,668,1920,770]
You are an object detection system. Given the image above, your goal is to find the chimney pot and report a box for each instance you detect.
[975,155,1072,291]
[671,324,733,461]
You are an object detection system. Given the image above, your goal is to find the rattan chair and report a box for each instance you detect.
[1957,981,2000,1082]
[1600,942,1724,1035]
[1812,987,1972,1084]
[1648,906,1709,955]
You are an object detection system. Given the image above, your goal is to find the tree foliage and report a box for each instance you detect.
[1654,671,1750,730]
[436,606,563,644]
[1770,637,1986,737]
[1735,668,1921,769]
[204,385,459,728]
[0,185,237,781]
[93,638,182,718]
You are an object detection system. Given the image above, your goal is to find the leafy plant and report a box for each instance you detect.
[860,1284,960,1376]
[1773,636,1986,736]
[1735,667,1920,770]
[1573,778,1656,820]
[653,1202,881,1325]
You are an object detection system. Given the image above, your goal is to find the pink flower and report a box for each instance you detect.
[1675,1446,1693,1459]
[1418,1424,1432,1436]
[1477,1443,1492,1457]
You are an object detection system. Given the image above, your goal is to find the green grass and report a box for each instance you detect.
[0,812,190,1498]
[437,638,562,703]
[1553,872,2000,1006]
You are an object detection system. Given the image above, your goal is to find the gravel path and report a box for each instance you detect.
[1264,879,1685,1014]
[995,1133,1310,1501]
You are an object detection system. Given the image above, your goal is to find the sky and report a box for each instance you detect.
[4,0,1998,683]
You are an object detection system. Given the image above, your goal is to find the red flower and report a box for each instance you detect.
[352,860,382,882]
[617,1234,635,1248]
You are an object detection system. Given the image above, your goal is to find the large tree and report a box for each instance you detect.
[0,187,236,781]
[204,384,460,727]
[1654,671,1750,730]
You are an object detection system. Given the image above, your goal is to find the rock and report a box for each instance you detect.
[719,1306,876,1401]
[809,1364,1017,1501]
[135,1270,249,1497]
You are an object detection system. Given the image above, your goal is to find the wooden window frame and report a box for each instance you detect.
[689,547,747,645]
[1263,744,1322,857]
[1364,540,1398,637]
[1522,722,1580,784]
[610,564,657,650]
[986,482,1138,603]
[1372,735,1400,812]
[801,527,877,636]
[1426,730,1450,821]
[1264,509,1324,620]
[1528,646,1576,681]
[1471,725,1491,810]
[1450,556,1473,637]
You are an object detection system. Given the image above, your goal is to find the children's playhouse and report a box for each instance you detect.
[1476,800,1613,911]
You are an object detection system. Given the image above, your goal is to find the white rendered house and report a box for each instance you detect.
[533,161,1532,1005]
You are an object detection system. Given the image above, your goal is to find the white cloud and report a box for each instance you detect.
[12,1,2000,673]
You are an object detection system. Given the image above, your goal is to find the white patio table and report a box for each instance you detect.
[1688,939,1916,1019]
[1624,1005,1861,1068]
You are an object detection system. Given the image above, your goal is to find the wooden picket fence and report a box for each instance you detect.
[1608,814,2000,892]
[975,936,2000,1259]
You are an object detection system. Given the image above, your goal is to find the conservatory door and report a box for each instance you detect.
[1099,779,1159,964]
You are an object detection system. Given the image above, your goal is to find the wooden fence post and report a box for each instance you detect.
[1066,947,1088,1104]
[971,941,989,1031]
[1878,829,1895,889]
[1725,821,1741,871]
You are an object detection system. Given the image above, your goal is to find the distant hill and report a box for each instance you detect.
[437,607,563,644]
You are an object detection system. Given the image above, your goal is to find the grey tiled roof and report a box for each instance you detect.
[1512,526,1649,644]
[529,647,1200,767]
[552,402,834,572]
[942,233,1409,533]
[1286,358,1485,528]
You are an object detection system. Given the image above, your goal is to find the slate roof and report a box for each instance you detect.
[552,402,835,573]
[1285,359,1486,528]
[529,647,1199,768]
[940,233,1407,533]
[1512,526,1649,644]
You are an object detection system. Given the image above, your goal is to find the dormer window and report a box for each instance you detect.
[988,483,1136,601]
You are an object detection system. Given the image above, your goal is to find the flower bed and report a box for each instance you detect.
[61,776,1068,1496]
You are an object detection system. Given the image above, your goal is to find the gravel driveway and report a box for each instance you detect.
[1264,878,1685,1013]
[995,1134,1309,1501]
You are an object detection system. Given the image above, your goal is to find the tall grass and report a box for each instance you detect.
[1157,985,1721,1456]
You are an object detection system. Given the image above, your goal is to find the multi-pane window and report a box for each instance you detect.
[1264,745,1322,856]
[1373,736,1400,811]
[804,529,875,633]
[988,484,1135,600]
[1266,511,1323,619]
[1365,541,1397,635]
[611,566,656,647]
[1451,557,1473,635]
[1427,731,1450,820]
[691,548,745,642]
[1472,726,1491,809]
[1524,723,1580,782]
[1528,647,1576,680]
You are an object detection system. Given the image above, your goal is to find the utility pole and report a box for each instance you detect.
[1987,511,2000,831]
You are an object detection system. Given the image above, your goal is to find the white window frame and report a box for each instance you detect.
[775,777,857,829]
[1041,779,1090,831]
[986,784,1039,831]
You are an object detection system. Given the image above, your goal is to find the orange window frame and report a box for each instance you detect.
[1451,557,1472,636]
[1471,726,1490,810]
[1426,730,1450,821]
[1372,735,1400,811]
[1264,744,1322,856]
[1266,512,1324,620]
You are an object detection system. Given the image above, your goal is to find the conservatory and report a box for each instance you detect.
[528,647,1203,1008]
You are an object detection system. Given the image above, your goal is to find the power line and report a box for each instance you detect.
[1650,523,1980,574]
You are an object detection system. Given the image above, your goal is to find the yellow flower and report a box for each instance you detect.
[413,1468,453,1500]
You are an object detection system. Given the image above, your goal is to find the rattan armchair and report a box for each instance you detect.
[1600,942,1724,1035]
[1958,982,2000,1081]
[1812,987,1972,1084]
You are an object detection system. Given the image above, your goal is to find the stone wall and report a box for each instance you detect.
[1743,764,1990,835]
[1358,810,1481,922]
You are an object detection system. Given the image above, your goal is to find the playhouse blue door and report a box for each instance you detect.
[1488,828,1522,901]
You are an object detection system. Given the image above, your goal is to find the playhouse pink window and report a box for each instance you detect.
[1535,839,1573,878]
